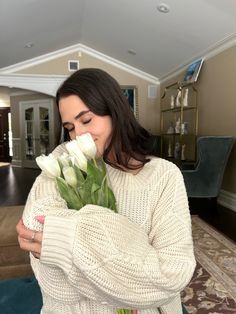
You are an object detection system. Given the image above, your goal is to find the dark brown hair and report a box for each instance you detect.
[56,68,157,170]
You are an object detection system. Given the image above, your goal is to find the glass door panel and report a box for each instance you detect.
[25,108,35,160]
[20,99,54,168]
[39,107,50,155]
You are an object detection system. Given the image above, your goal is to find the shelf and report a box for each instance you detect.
[161,106,197,113]
[160,81,198,165]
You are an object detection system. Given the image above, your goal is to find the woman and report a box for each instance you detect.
[17,68,195,314]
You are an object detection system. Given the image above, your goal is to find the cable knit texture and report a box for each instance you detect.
[23,143,196,314]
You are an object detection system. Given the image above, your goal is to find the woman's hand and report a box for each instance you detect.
[16,218,43,259]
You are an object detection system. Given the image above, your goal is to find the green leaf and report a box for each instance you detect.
[79,175,94,204]
[99,158,107,176]
[91,183,100,194]
[74,164,86,183]
[96,187,105,207]
[107,186,117,212]
[56,177,69,195]
[56,177,83,210]
[117,310,131,314]
[57,159,64,178]
[101,179,109,207]
[90,183,100,204]
[87,159,105,186]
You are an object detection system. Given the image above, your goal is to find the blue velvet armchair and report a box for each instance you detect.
[181,136,234,198]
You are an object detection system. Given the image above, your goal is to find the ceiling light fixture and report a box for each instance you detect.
[24,42,34,48]
[157,3,170,13]
[128,49,136,56]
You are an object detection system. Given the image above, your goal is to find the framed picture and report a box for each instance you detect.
[183,58,204,83]
[121,86,138,118]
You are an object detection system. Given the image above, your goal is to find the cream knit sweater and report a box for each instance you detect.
[23,143,196,314]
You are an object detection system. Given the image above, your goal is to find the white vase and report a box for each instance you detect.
[183,89,189,107]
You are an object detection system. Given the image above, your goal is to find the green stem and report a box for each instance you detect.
[101,173,107,188]
[93,158,98,168]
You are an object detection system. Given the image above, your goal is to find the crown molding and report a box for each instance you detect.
[160,32,236,83]
[0,43,159,84]
[78,44,160,84]
[0,74,67,96]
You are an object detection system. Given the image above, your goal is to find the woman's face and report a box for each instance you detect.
[59,95,113,157]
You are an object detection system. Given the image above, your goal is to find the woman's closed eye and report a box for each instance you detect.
[63,123,74,133]
[82,118,92,125]
[67,126,75,133]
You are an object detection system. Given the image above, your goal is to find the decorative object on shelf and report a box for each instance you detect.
[161,81,198,165]
[181,122,188,135]
[183,58,204,83]
[175,90,181,107]
[168,141,173,157]
[167,122,175,134]
[183,88,189,107]
[170,95,175,108]
[174,142,181,159]
[181,144,186,161]
[175,117,181,134]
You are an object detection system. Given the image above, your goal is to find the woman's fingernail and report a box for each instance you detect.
[34,215,45,224]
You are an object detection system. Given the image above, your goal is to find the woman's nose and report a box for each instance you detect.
[74,124,87,137]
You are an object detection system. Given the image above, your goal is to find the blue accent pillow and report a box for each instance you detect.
[0,276,42,314]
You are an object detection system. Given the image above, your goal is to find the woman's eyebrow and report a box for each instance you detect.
[74,110,90,120]
[62,110,90,127]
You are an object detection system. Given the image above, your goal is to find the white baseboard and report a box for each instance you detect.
[11,160,22,167]
[218,189,236,213]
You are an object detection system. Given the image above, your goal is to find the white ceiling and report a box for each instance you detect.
[1,0,236,80]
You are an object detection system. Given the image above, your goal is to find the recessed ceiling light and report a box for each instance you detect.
[24,42,34,48]
[157,3,170,13]
[128,49,136,56]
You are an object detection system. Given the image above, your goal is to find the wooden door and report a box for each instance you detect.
[0,107,10,162]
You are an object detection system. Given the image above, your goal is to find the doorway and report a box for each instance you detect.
[0,107,11,162]
[20,99,55,168]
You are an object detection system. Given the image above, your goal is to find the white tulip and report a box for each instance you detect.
[62,166,78,188]
[76,133,97,159]
[58,152,71,167]
[65,139,87,172]
[36,154,61,178]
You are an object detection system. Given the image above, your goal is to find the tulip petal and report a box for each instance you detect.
[76,133,97,159]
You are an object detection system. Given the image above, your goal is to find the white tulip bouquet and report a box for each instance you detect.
[36,133,117,212]
[36,133,136,314]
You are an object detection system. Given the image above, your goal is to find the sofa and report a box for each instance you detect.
[0,205,33,280]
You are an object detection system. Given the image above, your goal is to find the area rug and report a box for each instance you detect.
[181,216,236,313]
[0,162,10,167]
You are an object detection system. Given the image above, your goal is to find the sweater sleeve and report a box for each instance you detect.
[40,167,196,309]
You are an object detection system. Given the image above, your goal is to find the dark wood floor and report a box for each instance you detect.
[0,164,235,242]
[189,198,236,242]
[0,165,40,206]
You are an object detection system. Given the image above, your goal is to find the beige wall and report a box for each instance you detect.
[161,46,236,194]
[17,52,160,134]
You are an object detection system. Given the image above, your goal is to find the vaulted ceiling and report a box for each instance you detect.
[1,0,236,80]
